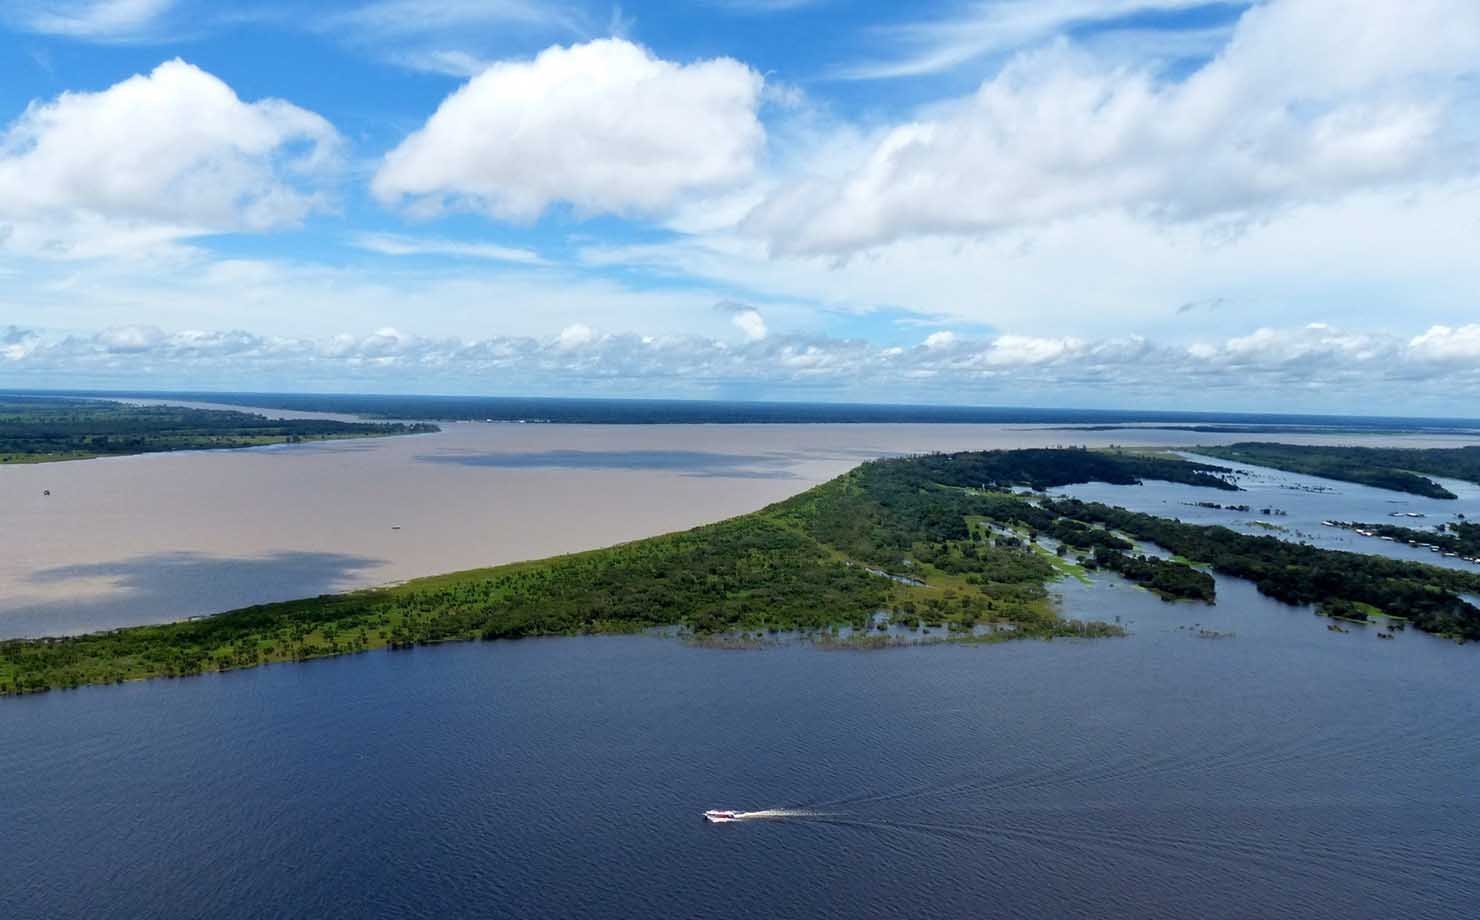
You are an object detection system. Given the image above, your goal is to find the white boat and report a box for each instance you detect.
[704,809,742,823]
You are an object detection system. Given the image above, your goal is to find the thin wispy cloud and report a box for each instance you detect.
[328,0,586,38]
[320,0,592,74]
[352,233,545,265]
[709,0,829,12]
[7,0,178,41]
[838,0,1241,80]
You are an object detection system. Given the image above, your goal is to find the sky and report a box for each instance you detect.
[1,0,1479,413]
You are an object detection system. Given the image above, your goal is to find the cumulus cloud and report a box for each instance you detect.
[923,331,957,350]
[6,321,1477,410]
[0,59,341,258]
[984,334,1086,366]
[557,323,596,349]
[1,326,40,361]
[748,0,1480,255]
[372,38,765,221]
[731,309,768,342]
[715,301,768,341]
[1408,325,1480,363]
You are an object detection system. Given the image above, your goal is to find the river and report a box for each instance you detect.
[4,417,1479,918]
[1,566,1475,919]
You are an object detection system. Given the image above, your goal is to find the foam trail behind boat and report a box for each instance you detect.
[732,809,824,820]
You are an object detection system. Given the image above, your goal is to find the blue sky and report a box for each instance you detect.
[2,0,1479,413]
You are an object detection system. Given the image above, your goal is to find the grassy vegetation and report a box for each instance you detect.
[0,397,437,463]
[1197,443,1480,499]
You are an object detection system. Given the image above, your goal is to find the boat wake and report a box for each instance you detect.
[704,808,824,823]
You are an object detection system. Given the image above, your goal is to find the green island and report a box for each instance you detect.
[1197,442,1480,499]
[0,396,438,463]
[4,447,1477,696]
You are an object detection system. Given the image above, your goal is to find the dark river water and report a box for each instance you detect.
[3,567,1477,919]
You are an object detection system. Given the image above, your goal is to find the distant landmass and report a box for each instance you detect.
[5,389,1479,430]
[0,396,436,464]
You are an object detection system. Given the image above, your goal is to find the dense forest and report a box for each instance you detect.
[6,447,1474,696]
[1198,443,1480,499]
[0,397,437,463]
[900,447,1241,492]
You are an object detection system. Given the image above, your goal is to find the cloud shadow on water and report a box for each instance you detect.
[5,550,385,640]
[415,449,803,480]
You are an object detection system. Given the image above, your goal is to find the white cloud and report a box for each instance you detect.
[352,233,543,264]
[373,38,765,221]
[749,0,1480,255]
[8,0,176,40]
[731,309,768,342]
[1408,325,1480,363]
[923,331,957,349]
[6,321,1478,413]
[0,59,341,258]
[1,326,40,361]
[557,323,596,349]
[984,334,1085,366]
[714,300,770,342]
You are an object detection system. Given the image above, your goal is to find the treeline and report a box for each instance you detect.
[901,447,1241,492]
[1198,443,1480,499]
[1046,498,1480,639]
[0,397,436,463]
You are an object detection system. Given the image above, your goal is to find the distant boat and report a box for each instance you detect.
[704,810,741,823]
